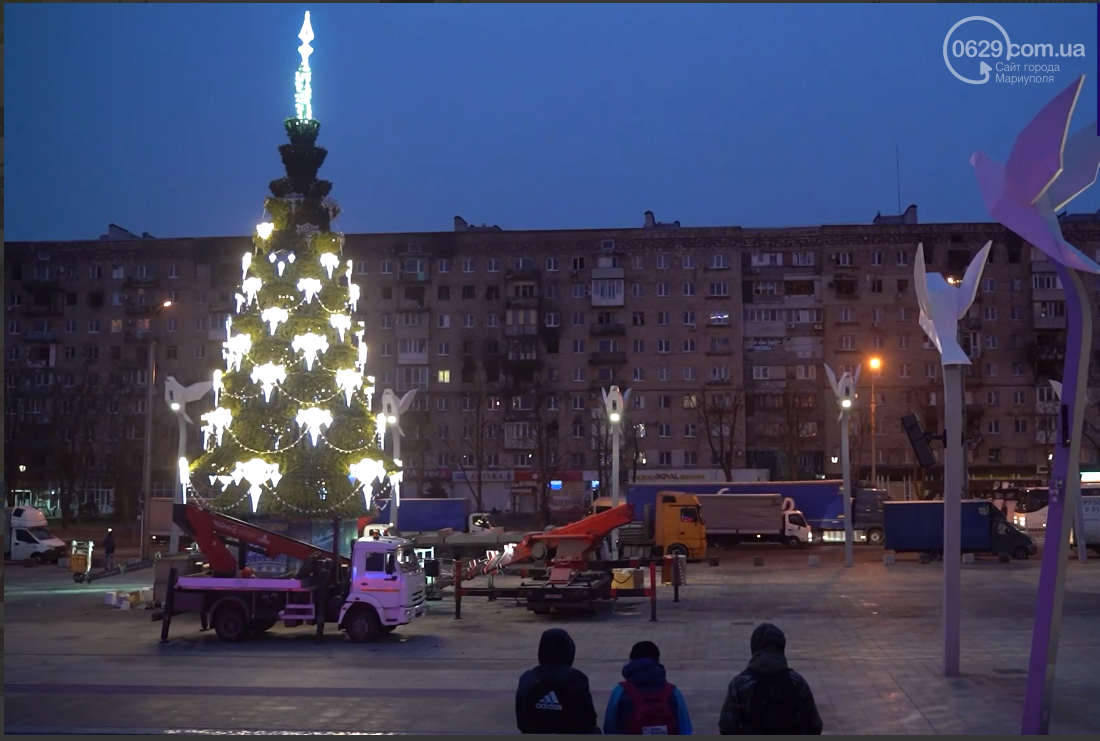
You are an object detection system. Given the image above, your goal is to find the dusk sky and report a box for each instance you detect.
[6,3,1098,242]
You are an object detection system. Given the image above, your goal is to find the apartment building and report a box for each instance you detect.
[7,210,1100,515]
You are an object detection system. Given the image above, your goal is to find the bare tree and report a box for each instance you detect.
[587,393,637,499]
[520,381,568,526]
[750,380,822,480]
[691,384,745,481]
[3,367,31,507]
[443,331,502,511]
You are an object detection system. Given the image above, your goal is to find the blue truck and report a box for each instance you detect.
[883,499,1036,560]
[616,481,889,545]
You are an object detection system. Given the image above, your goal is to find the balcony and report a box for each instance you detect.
[397,298,428,312]
[588,351,627,365]
[589,323,626,337]
[505,268,541,282]
[208,328,227,341]
[398,270,429,283]
[24,331,58,343]
[505,296,540,310]
[504,353,540,366]
[125,303,158,317]
[124,329,157,343]
[397,352,429,365]
[23,302,64,316]
[505,323,539,337]
[123,276,160,289]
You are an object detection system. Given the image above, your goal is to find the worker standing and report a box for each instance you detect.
[515,628,600,734]
[102,529,116,571]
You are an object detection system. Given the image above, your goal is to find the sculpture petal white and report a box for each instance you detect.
[914,241,992,367]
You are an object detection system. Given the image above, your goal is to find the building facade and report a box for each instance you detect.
[6,210,1100,516]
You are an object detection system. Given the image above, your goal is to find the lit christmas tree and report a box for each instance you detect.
[189,11,394,516]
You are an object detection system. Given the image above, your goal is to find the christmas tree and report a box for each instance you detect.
[190,12,393,516]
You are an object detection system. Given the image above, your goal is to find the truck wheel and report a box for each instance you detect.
[785,537,801,549]
[928,550,943,562]
[248,619,278,635]
[72,573,85,584]
[343,605,382,644]
[212,602,249,643]
[866,529,884,546]
[1012,546,1031,561]
[667,544,689,558]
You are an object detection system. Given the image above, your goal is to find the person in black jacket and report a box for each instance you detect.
[516,628,600,734]
[718,623,823,735]
[102,529,116,571]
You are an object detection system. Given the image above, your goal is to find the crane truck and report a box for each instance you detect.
[156,502,427,644]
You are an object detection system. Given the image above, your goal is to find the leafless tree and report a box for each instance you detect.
[518,381,568,526]
[691,383,745,481]
[750,379,823,480]
[442,331,502,511]
[587,393,637,498]
[4,367,32,507]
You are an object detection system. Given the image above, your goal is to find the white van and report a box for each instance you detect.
[5,506,67,563]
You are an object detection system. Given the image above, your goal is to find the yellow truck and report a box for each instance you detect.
[590,491,707,560]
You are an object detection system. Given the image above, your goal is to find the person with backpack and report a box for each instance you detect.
[603,640,693,735]
[515,628,600,734]
[718,623,822,735]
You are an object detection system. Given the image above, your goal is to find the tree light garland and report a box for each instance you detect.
[319,253,341,279]
[329,313,352,342]
[296,407,333,446]
[349,457,387,509]
[201,407,233,448]
[233,458,283,512]
[223,333,252,372]
[297,277,322,304]
[251,362,288,402]
[261,306,290,335]
[348,283,360,312]
[242,252,254,280]
[291,332,329,370]
[334,368,364,406]
[256,222,275,241]
[211,370,223,406]
[241,277,263,307]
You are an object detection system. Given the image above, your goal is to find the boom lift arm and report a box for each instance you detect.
[173,502,350,576]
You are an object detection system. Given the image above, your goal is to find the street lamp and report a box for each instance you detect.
[868,357,882,487]
[824,364,859,568]
[602,385,630,556]
[163,376,212,554]
[378,388,416,527]
[139,300,173,561]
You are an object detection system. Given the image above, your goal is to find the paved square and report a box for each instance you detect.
[4,548,1100,734]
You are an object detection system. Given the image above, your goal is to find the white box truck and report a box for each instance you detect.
[5,506,67,563]
[1070,496,1100,557]
[697,493,812,547]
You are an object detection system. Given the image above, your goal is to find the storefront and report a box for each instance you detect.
[510,470,588,514]
[450,469,515,512]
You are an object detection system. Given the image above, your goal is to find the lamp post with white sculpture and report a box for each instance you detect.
[378,388,417,527]
[163,376,212,554]
[602,385,629,556]
[139,300,174,561]
[824,364,859,568]
[914,239,991,678]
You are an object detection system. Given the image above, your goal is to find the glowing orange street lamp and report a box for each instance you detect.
[868,357,882,485]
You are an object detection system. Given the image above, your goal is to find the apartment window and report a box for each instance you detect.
[631,255,644,270]
[871,335,883,350]
[1033,273,1059,290]
[63,346,77,360]
[632,283,644,298]
[683,338,696,353]
[895,250,909,267]
[795,365,816,380]
[683,311,696,326]
[197,291,207,304]
[486,314,499,328]
[572,395,586,411]
[870,252,882,267]
[437,396,449,412]
[899,363,912,379]
[683,366,697,381]
[709,282,730,297]
[633,367,645,381]
[753,281,778,295]
[352,260,369,275]
[89,266,103,279]
[110,319,123,334]
[572,339,586,353]
[545,312,560,327]
[683,283,696,297]
[632,339,645,353]
[983,306,997,321]
[984,334,998,350]
[1011,306,1024,321]
[658,452,673,466]
[463,314,476,328]
[88,319,101,333]
[486,258,500,273]
[983,278,996,293]
[656,255,670,270]
[1015,419,1028,434]
[380,260,393,275]
[711,366,731,382]
[658,367,670,381]
[437,341,450,356]
[659,424,671,438]
[632,311,645,326]
[462,259,474,273]
[1011,278,1023,292]
[572,284,585,299]
[898,335,909,350]
[984,362,999,377]
[1013,362,1024,377]
[438,314,451,329]
[658,340,670,353]
[656,283,670,297]
[836,252,852,267]
[380,315,393,329]
[791,252,814,267]
[870,279,883,294]
[925,363,937,380]
[546,395,559,411]
[709,254,730,270]
[546,257,559,272]
[752,366,769,380]
[839,335,855,351]
[572,312,585,327]
[435,370,450,384]
[572,423,585,439]
[657,311,670,326]
[381,342,393,357]
[987,420,1001,435]
[838,308,854,323]
[194,345,207,359]
[634,396,646,411]
[111,265,125,279]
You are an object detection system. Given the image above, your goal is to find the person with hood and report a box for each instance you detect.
[603,641,692,735]
[102,529,116,571]
[515,628,600,734]
[718,623,823,735]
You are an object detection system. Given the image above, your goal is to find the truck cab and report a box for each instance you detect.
[5,506,67,563]
[592,493,707,560]
[340,535,428,635]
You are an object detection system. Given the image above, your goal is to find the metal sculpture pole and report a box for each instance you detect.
[914,240,990,678]
[825,364,860,568]
[968,75,1100,733]
[163,376,212,554]
[1024,263,1090,733]
[379,388,417,528]
[1050,380,1089,564]
[602,386,629,556]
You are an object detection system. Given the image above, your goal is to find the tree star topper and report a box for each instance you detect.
[295,11,314,121]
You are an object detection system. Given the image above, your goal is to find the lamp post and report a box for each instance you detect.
[868,357,881,487]
[602,386,628,556]
[379,388,416,528]
[1049,381,1089,564]
[825,364,859,568]
[163,376,212,554]
[139,300,173,561]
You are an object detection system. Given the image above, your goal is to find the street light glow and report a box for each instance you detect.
[609,412,621,423]
[869,357,881,370]
[162,300,173,307]
[170,402,181,411]
[387,414,397,424]
[841,398,852,409]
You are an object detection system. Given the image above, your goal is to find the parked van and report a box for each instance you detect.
[5,506,67,563]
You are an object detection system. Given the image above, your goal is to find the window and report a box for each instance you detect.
[546,257,559,272]
[753,281,778,295]
[709,282,729,297]
[1033,273,1059,290]
[572,257,586,271]
[658,367,670,381]
[1013,362,1024,377]
[437,370,451,383]
[572,423,585,439]
[983,278,996,293]
[1015,419,1028,434]
[898,335,909,350]
[791,252,814,267]
[659,424,671,438]
[572,284,585,299]
[486,314,499,328]
[656,255,669,269]
[836,252,852,267]
[195,345,207,359]
[983,306,997,321]
[683,338,696,353]
[658,340,670,353]
[545,312,560,327]
[572,339,585,353]
[683,311,696,326]
[838,308,854,323]
[752,366,769,380]
[571,312,585,327]
[899,363,912,379]
[573,368,585,382]
[683,366,697,381]
[1011,306,1024,321]
[709,254,730,270]
[870,252,882,267]
[437,314,451,329]
[984,333,998,349]
[632,367,645,381]
[658,452,673,466]
[711,366,731,382]
[895,250,909,267]
[380,260,393,275]
[88,319,101,333]
[709,311,730,326]
[111,319,123,334]
[486,258,499,273]
[656,283,669,297]
[380,315,394,329]
[683,283,695,297]
[657,311,670,326]
[839,335,855,351]
[463,314,476,328]
[632,283,644,298]
[795,365,816,380]
[987,419,1001,435]
[462,259,475,273]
